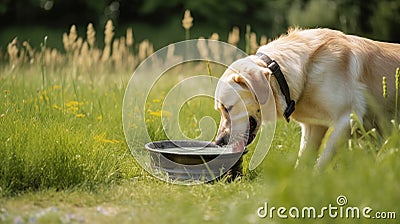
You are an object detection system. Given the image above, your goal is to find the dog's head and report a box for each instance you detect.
[214,57,271,149]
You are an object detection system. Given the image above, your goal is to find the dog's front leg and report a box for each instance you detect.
[296,123,328,168]
[316,113,353,169]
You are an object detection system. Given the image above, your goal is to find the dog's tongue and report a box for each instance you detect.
[231,141,245,153]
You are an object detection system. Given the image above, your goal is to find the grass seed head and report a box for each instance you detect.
[126,27,134,47]
[182,9,193,30]
[228,26,240,46]
[396,68,399,91]
[63,24,78,53]
[101,45,111,62]
[382,76,387,99]
[7,37,19,66]
[138,39,153,62]
[250,32,259,54]
[104,20,114,46]
[62,32,70,52]
[209,33,219,40]
[86,23,96,49]
[260,35,268,46]
[22,41,35,63]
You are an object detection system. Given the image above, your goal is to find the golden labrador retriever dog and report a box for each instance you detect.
[214,28,400,169]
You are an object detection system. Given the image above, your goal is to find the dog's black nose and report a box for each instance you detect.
[215,136,227,146]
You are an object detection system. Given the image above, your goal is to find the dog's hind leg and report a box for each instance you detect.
[296,123,328,168]
[316,112,354,169]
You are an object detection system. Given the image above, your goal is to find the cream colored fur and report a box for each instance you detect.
[215,28,400,169]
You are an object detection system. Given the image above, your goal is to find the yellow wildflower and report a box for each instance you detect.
[53,104,62,111]
[75,113,86,118]
[148,110,172,117]
[65,101,83,107]
[68,107,79,112]
[39,90,49,102]
[94,134,120,144]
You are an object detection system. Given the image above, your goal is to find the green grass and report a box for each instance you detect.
[1,56,400,223]
[0,67,137,195]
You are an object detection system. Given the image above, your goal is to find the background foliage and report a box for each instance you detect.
[1,0,399,51]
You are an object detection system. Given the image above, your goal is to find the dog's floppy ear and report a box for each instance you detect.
[232,68,270,104]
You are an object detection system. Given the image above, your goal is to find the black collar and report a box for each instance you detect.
[256,52,295,122]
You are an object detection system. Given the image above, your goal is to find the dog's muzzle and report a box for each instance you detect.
[247,116,257,145]
[215,134,229,146]
[215,116,258,146]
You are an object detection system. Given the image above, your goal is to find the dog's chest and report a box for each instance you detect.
[292,102,333,126]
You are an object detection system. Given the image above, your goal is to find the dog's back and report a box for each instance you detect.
[264,28,400,122]
[347,34,400,112]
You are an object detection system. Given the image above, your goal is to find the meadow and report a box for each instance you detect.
[0,19,399,223]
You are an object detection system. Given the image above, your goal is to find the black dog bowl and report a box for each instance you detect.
[145,140,247,183]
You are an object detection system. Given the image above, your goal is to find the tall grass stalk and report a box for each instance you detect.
[206,59,213,86]
[350,68,400,156]
[395,68,399,124]
[245,25,251,55]
[182,9,193,40]
[40,36,48,90]
[382,76,387,99]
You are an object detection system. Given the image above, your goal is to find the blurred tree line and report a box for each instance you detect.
[1,0,399,43]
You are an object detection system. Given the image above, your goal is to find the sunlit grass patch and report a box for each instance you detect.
[0,68,135,196]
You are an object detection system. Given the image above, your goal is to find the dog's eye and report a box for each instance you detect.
[224,105,233,113]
